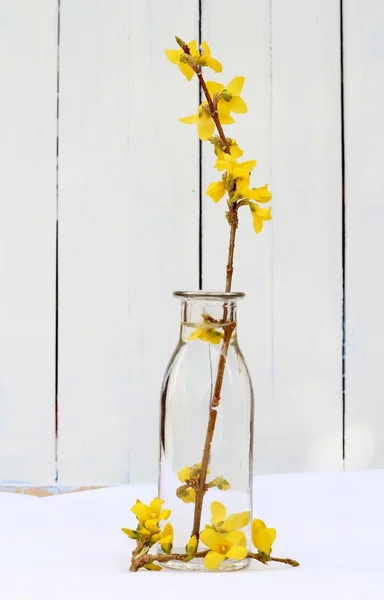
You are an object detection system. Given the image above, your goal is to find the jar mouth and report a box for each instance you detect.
[173,291,245,301]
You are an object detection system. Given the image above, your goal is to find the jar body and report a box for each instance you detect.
[158,292,254,571]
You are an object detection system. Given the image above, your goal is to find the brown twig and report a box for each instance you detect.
[248,552,300,567]
[130,548,299,571]
[177,41,242,541]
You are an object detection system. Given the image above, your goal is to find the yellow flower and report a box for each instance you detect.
[210,501,250,536]
[216,153,257,179]
[159,523,173,554]
[180,103,234,141]
[207,76,247,114]
[200,528,248,570]
[188,326,224,344]
[197,41,222,72]
[236,177,272,203]
[249,203,272,234]
[131,497,171,532]
[165,40,222,80]
[252,519,276,556]
[164,40,198,81]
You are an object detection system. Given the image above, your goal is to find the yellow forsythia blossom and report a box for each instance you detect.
[215,153,256,179]
[131,497,171,532]
[188,326,224,344]
[206,153,257,203]
[252,518,276,556]
[236,177,272,203]
[200,528,248,570]
[210,501,250,537]
[249,203,272,234]
[206,76,247,114]
[165,40,222,81]
[180,103,234,141]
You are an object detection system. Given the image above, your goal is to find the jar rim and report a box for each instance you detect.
[173,291,245,301]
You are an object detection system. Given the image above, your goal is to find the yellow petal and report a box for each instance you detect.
[225,546,248,561]
[226,76,245,96]
[222,511,250,531]
[179,62,195,81]
[254,205,272,220]
[197,114,215,141]
[229,144,243,158]
[238,159,257,172]
[206,81,224,96]
[162,523,173,541]
[200,329,223,344]
[145,518,159,532]
[255,185,272,203]
[121,528,138,539]
[210,501,226,525]
[200,527,222,552]
[159,509,171,521]
[188,329,203,341]
[251,212,263,234]
[137,525,151,538]
[150,533,162,543]
[233,167,250,179]
[188,40,198,56]
[206,181,226,204]
[180,488,196,503]
[252,525,276,555]
[219,113,235,125]
[144,562,162,571]
[178,466,191,482]
[253,519,266,531]
[200,41,211,59]
[207,57,222,72]
[204,550,226,570]
[149,497,164,517]
[215,159,231,172]
[131,502,151,523]
[160,541,173,554]
[229,96,248,114]
[223,530,247,547]
[165,49,181,65]
[179,113,198,124]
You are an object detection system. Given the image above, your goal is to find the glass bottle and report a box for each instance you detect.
[158,292,254,571]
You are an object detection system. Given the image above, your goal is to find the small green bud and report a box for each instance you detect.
[175,36,187,49]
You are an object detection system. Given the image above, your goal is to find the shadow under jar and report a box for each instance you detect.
[158,292,254,571]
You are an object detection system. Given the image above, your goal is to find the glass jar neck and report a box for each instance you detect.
[176,294,242,344]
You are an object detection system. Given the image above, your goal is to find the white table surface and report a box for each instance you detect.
[1,471,383,599]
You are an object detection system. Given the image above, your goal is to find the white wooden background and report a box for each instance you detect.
[0,0,382,485]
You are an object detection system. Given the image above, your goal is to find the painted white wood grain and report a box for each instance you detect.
[0,1,57,482]
[344,0,384,469]
[58,0,200,484]
[202,0,343,473]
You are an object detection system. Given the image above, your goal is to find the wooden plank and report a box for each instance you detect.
[0,1,57,482]
[58,0,199,484]
[344,0,384,469]
[202,0,343,473]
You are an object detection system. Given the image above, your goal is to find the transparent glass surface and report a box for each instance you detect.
[158,292,254,571]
